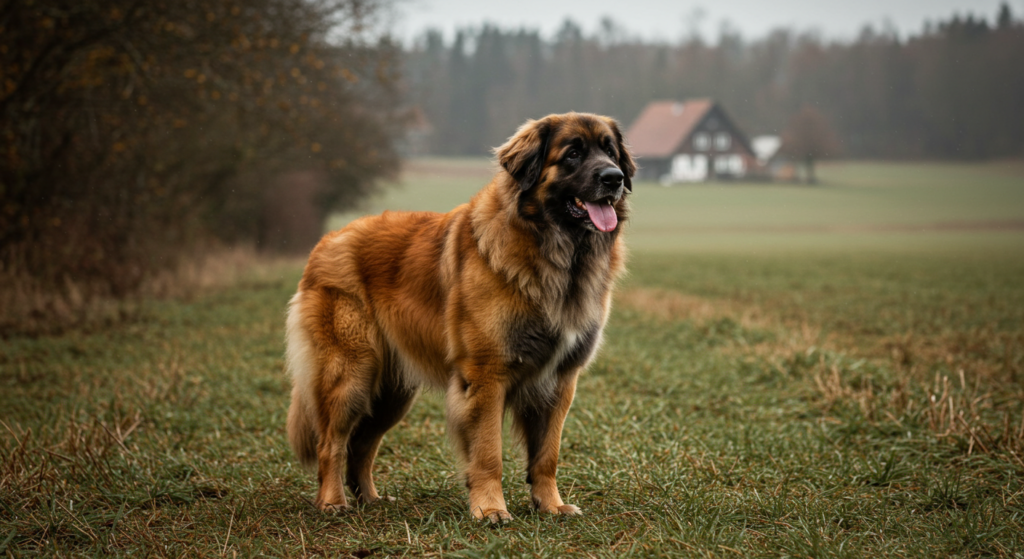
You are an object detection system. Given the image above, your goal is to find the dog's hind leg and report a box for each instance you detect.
[304,291,379,512]
[345,372,418,504]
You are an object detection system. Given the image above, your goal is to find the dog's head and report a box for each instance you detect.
[495,113,636,234]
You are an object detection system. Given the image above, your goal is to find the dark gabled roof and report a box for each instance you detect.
[624,99,714,158]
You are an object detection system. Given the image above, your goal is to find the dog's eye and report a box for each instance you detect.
[565,149,581,161]
[606,147,616,158]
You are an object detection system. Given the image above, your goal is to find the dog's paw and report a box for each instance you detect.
[536,503,583,516]
[475,508,513,524]
[556,504,582,516]
[315,500,351,513]
[361,495,396,506]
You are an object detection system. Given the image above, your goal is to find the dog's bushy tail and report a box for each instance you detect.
[285,292,318,468]
[287,391,318,468]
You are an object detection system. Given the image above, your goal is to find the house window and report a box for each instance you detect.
[693,133,710,151]
[714,156,731,174]
[671,154,691,179]
[715,133,731,150]
[729,155,745,176]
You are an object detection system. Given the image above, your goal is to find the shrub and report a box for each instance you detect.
[0,0,402,323]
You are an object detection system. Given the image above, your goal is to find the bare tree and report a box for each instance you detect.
[781,106,842,184]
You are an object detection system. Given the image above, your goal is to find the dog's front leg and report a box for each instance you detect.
[446,368,510,523]
[512,370,582,515]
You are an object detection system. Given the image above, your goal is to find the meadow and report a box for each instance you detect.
[2,160,1024,557]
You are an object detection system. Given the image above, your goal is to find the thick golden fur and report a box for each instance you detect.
[285,112,636,522]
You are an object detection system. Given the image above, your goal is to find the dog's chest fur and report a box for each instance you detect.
[507,317,600,378]
[467,179,621,394]
[503,237,611,393]
[504,317,600,408]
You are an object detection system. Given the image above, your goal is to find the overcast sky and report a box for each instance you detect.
[390,0,1017,44]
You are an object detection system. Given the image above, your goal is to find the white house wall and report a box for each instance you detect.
[668,154,708,183]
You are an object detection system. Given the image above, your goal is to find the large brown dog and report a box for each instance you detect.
[285,112,635,522]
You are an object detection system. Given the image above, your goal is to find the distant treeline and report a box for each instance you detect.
[404,5,1024,159]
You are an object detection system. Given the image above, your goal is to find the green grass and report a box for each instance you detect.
[3,160,1024,557]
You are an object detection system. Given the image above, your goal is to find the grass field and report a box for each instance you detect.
[3,160,1024,557]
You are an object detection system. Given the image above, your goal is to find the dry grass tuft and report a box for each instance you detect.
[920,371,1024,459]
[140,245,302,298]
[813,361,1024,460]
[875,328,1024,457]
[617,288,768,329]
[809,333,1024,459]
[618,287,1024,461]
[0,246,301,337]
[812,364,878,418]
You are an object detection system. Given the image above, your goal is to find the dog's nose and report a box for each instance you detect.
[599,167,624,188]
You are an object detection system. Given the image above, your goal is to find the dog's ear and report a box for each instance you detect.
[495,118,551,191]
[605,117,637,191]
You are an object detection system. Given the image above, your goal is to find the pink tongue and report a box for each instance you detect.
[584,201,618,232]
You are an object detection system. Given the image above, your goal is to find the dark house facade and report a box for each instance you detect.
[625,99,758,183]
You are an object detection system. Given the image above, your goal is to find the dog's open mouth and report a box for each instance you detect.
[567,197,618,232]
